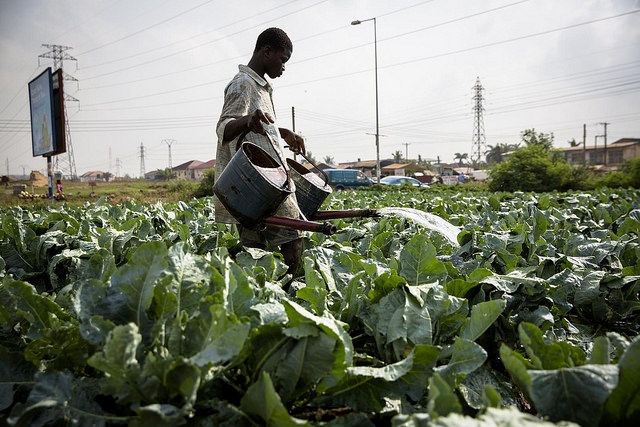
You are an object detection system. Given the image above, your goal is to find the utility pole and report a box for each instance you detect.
[39,44,79,180]
[599,122,609,166]
[116,158,122,179]
[291,106,297,161]
[471,77,486,166]
[162,139,176,170]
[402,142,411,161]
[582,124,586,166]
[139,143,146,178]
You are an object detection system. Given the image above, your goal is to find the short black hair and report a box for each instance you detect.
[254,27,292,53]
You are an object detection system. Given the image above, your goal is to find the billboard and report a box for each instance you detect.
[51,68,67,156]
[29,68,57,157]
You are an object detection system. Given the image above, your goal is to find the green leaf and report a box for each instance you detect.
[399,234,448,285]
[529,364,619,426]
[240,372,309,426]
[589,335,611,365]
[435,337,487,387]
[519,322,586,369]
[108,241,170,330]
[7,371,107,427]
[499,343,532,394]
[602,335,640,425]
[459,299,506,342]
[298,257,328,315]
[186,305,251,367]
[428,372,462,417]
[87,323,143,403]
[0,345,38,411]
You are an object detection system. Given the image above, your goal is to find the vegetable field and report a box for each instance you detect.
[1,188,639,426]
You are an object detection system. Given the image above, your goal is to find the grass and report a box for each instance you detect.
[1,179,200,208]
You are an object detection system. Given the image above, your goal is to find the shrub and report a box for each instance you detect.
[488,145,576,192]
[193,168,216,198]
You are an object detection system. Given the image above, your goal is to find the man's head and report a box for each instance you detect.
[254,27,292,54]
[251,28,293,79]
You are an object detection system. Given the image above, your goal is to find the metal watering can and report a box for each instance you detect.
[214,139,377,236]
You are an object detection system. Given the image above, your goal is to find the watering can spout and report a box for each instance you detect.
[263,215,337,235]
[311,208,380,220]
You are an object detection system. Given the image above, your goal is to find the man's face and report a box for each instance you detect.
[265,47,292,79]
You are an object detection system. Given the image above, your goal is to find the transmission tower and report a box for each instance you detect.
[39,44,79,180]
[470,77,486,165]
[162,139,176,170]
[139,143,146,178]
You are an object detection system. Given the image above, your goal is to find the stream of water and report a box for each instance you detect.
[377,207,461,247]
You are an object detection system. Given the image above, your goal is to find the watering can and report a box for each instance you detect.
[214,140,378,236]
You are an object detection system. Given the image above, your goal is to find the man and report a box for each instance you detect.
[214,28,306,288]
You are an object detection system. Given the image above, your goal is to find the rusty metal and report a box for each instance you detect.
[311,209,379,220]
[262,215,337,235]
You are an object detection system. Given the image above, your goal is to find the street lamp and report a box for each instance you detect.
[351,17,380,183]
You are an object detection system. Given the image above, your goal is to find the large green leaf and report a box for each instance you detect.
[186,305,250,367]
[602,335,640,425]
[435,337,487,387]
[240,372,309,426]
[399,234,448,285]
[459,299,506,342]
[529,364,619,426]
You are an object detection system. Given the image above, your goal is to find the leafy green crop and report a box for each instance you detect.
[1,189,639,426]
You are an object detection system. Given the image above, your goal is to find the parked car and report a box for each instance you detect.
[379,176,429,187]
[322,169,373,190]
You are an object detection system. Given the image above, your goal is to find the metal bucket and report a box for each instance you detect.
[286,157,332,219]
[214,142,292,228]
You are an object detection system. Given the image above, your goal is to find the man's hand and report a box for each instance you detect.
[246,109,274,135]
[279,128,306,155]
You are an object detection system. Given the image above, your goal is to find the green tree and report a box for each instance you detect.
[193,168,215,197]
[484,143,520,166]
[488,145,576,192]
[323,155,335,166]
[392,150,404,162]
[521,128,554,150]
[156,168,176,181]
[453,152,468,166]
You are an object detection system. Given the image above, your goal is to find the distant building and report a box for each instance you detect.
[80,171,107,182]
[337,159,394,178]
[381,162,424,177]
[559,138,640,169]
[142,159,216,181]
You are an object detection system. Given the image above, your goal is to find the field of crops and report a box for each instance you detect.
[1,187,639,426]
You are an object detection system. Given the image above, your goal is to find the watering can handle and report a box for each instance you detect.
[298,152,330,187]
[236,132,292,189]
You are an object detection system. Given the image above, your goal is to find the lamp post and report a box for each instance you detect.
[351,17,380,183]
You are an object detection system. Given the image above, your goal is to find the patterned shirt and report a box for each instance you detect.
[214,64,299,224]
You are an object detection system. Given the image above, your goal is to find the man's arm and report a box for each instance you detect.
[279,127,306,155]
[222,110,275,142]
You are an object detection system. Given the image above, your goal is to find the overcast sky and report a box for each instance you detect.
[1,0,639,178]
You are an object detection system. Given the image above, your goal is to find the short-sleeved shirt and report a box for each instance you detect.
[214,65,301,245]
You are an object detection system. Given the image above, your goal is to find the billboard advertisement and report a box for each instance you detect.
[28,68,57,157]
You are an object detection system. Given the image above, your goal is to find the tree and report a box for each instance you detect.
[488,145,576,192]
[568,138,581,147]
[521,128,554,150]
[323,155,335,166]
[392,151,404,162]
[453,152,468,166]
[484,143,520,166]
[156,168,176,181]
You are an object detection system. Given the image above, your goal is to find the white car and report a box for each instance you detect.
[379,176,429,187]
